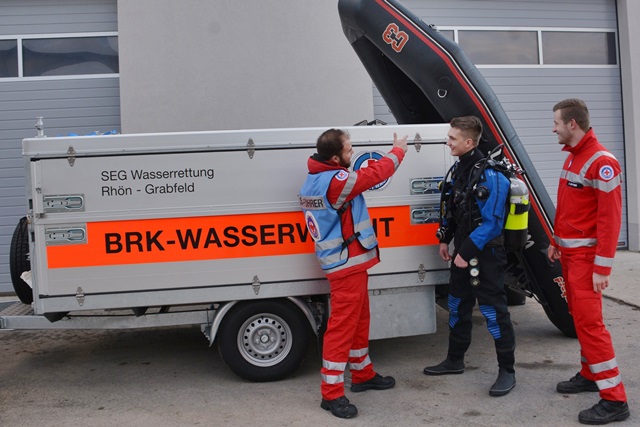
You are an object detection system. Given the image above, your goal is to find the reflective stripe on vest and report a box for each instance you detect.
[324,250,379,275]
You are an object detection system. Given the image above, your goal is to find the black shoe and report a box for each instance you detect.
[423,359,464,376]
[578,399,630,425]
[350,373,396,392]
[320,396,358,419]
[489,368,516,397]
[557,372,599,394]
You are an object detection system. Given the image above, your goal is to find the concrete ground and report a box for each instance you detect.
[0,251,637,427]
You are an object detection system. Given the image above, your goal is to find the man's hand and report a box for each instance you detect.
[547,245,561,262]
[453,254,468,268]
[593,273,610,293]
[439,242,451,262]
[393,132,408,153]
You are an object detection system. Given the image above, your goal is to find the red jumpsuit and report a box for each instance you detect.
[305,147,405,401]
[551,128,627,402]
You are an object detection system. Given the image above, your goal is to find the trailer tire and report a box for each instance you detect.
[217,299,310,382]
[9,217,33,305]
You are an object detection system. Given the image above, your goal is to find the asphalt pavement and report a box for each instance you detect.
[603,249,640,308]
[0,250,638,426]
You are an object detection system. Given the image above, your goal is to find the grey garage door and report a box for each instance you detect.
[0,0,120,294]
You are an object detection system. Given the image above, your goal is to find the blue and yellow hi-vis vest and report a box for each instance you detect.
[299,170,377,272]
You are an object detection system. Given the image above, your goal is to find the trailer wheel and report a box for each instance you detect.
[217,299,310,382]
[9,217,33,305]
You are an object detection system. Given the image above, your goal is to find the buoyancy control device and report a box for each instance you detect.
[437,145,529,252]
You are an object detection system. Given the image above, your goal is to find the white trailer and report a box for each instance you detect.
[2,122,453,381]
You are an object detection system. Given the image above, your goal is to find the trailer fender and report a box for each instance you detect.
[206,297,318,347]
[206,301,239,347]
[286,296,320,337]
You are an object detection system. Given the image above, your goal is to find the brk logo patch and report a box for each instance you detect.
[305,211,322,241]
[352,151,390,191]
[599,165,614,181]
[335,170,349,181]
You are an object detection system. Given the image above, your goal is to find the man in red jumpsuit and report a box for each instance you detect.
[299,128,407,419]
[547,98,630,425]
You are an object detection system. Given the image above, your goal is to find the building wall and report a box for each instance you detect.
[618,0,640,251]
[117,0,374,133]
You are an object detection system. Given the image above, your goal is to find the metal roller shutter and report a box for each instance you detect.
[0,0,120,293]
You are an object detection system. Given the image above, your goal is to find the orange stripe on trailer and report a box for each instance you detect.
[46,206,440,268]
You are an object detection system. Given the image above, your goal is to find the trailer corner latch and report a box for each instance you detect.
[247,138,255,159]
[45,226,87,245]
[252,275,261,295]
[76,287,85,306]
[414,133,422,152]
[418,263,426,282]
[410,206,440,224]
[67,146,76,166]
[43,195,85,213]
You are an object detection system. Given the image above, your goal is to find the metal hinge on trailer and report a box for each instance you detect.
[247,138,255,159]
[76,287,85,306]
[67,146,76,166]
[418,263,426,282]
[414,133,422,152]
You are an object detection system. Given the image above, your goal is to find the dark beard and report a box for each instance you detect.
[339,158,351,169]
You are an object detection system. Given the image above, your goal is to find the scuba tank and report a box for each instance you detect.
[504,176,529,252]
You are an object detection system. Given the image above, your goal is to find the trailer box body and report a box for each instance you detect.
[19,124,452,341]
